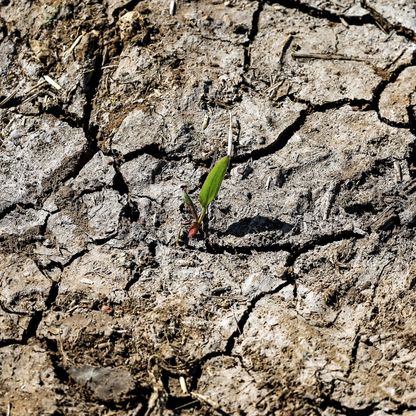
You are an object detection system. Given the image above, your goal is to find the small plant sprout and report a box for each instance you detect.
[182,113,233,238]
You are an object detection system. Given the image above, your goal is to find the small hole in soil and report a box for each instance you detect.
[407,141,416,179]
[344,203,376,216]
[407,103,416,178]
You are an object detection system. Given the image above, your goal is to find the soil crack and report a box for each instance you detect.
[235,98,372,164]
[243,0,265,71]
[360,0,416,43]
[372,50,416,128]
[189,275,292,390]
[267,0,373,25]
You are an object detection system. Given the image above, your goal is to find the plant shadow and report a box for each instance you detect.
[224,215,293,237]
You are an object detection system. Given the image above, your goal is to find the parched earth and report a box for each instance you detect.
[0,0,416,415]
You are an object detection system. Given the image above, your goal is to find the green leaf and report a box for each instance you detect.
[182,188,193,207]
[182,188,198,222]
[199,156,230,209]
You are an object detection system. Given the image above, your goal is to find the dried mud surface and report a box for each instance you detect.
[0,0,416,415]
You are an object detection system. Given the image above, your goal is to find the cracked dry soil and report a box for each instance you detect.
[0,0,416,415]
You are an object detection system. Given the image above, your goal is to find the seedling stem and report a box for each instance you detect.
[182,113,234,238]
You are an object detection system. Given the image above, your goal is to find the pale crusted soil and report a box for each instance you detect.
[0,0,416,415]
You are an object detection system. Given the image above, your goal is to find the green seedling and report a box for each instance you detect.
[182,113,233,239]
[183,155,230,238]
